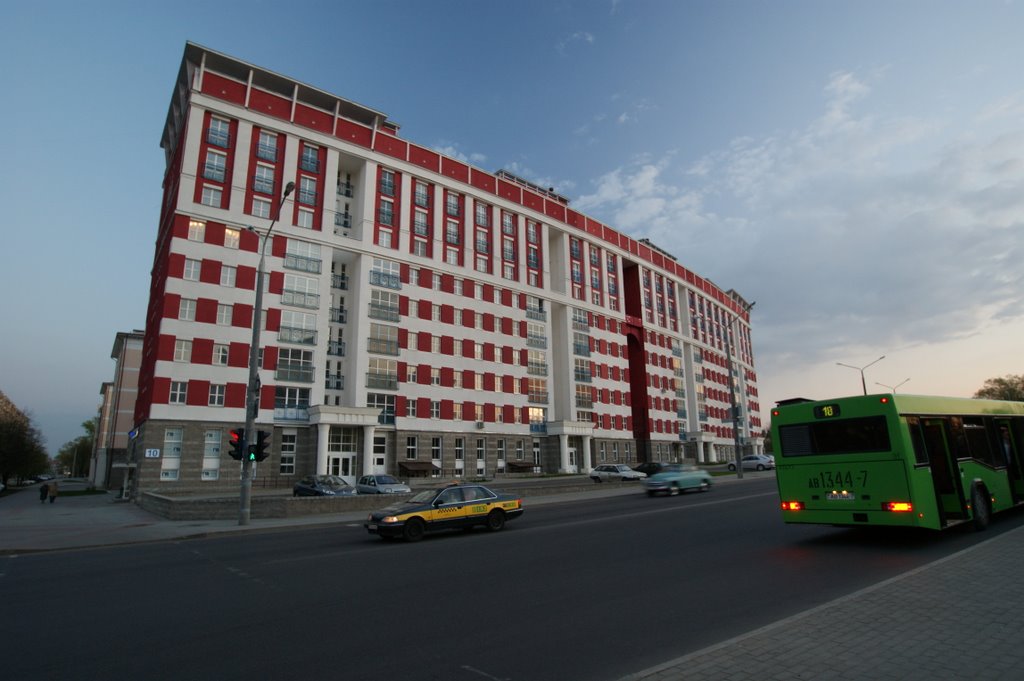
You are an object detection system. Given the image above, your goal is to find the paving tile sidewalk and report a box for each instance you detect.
[618,524,1024,681]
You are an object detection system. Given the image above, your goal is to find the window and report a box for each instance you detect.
[208,384,226,407]
[380,169,395,197]
[446,193,460,216]
[257,130,277,161]
[220,265,236,288]
[445,220,460,244]
[279,431,296,475]
[378,198,393,226]
[202,429,221,480]
[169,381,187,404]
[297,209,314,230]
[216,304,232,325]
[301,145,320,173]
[213,344,229,366]
[254,165,275,195]
[183,259,201,281]
[178,298,196,321]
[174,340,192,362]
[200,185,222,207]
[224,228,240,249]
[161,428,183,480]
[414,181,429,207]
[432,437,442,461]
[188,220,205,242]
[207,118,230,147]
[475,202,490,227]
[252,197,271,218]
[298,176,317,205]
[204,150,226,182]
[406,436,417,459]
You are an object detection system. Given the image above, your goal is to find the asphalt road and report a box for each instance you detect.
[6,477,1015,681]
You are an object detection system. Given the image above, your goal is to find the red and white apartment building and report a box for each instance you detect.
[128,43,762,493]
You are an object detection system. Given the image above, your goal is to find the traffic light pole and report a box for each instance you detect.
[240,182,293,525]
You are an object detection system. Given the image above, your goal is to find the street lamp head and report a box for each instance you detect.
[284,181,295,197]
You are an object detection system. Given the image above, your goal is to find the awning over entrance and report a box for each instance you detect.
[399,461,440,477]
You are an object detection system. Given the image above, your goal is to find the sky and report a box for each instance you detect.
[1,0,1022,455]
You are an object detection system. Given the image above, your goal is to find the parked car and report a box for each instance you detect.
[590,464,647,482]
[727,454,775,472]
[632,461,672,477]
[365,482,524,542]
[293,475,357,497]
[644,464,712,496]
[356,474,412,494]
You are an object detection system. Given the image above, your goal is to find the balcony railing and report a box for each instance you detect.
[527,364,548,377]
[274,405,309,422]
[526,309,546,321]
[327,341,346,357]
[574,371,592,383]
[253,176,275,195]
[529,422,547,434]
[527,392,549,404]
[275,365,315,383]
[301,157,320,173]
[366,374,399,390]
[369,270,402,290]
[330,307,347,324]
[256,143,277,162]
[527,335,547,349]
[573,343,591,357]
[278,326,317,345]
[281,290,319,309]
[284,254,322,274]
[334,212,352,229]
[367,339,400,356]
[298,189,317,206]
[576,397,594,409]
[331,274,349,290]
[368,303,401,322]
[337,181,354,197]
[206,129,230,147]
[325,375,345,391]
[203,165,225,182]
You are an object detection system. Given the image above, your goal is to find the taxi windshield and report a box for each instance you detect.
[409,489,439,503]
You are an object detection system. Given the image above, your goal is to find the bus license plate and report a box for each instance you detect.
[827,492,855,500]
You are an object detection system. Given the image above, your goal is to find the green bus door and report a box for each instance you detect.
[996,420,1024,503]
[922,419,966,525]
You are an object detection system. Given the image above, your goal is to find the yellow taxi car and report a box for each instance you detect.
[364,482,524,542]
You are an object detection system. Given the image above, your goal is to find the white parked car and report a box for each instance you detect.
[727,454,775,472]
[356,474,411,494]
[590,464,647,482]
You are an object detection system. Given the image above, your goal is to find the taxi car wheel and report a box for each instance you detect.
[485,510,506,532]
[403,518,426,542]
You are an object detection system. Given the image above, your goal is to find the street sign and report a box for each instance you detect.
[145,449,160,458]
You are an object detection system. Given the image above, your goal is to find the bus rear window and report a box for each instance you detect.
[779,416,891,456]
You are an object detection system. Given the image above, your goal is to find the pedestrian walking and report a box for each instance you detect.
[39,483,48,503]
[48,480,58,504]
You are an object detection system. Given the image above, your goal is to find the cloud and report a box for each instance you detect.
[573,71,1024,376]
[433,142,487,166]
[557,31,595,54]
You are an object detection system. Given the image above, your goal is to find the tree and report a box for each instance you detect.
[974,375,1024,402]
[56,419,97,478]
[0,390,50,487]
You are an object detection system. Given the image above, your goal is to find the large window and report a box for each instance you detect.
[778,416,891,457]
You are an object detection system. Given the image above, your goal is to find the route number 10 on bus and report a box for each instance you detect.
[771,393,1024,531]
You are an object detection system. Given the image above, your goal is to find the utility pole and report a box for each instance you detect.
[240,181,294,525]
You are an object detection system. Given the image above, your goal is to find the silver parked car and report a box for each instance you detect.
[727,454,775,471]
[590,464,647,482]
[356,474,412,494]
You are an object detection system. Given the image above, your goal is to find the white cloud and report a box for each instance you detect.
[574,70,1024,391]
[557,31,595,54]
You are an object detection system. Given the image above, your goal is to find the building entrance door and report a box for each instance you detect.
[567,447,578,474]
[328,453,356,485]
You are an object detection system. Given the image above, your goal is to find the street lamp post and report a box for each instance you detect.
[876,378,910,394]
[725,301,755,479]
[240,181,294,526]
[836,355,885,396]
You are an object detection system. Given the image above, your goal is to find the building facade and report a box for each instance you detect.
[129,43,762,496]
[90,330,144,492]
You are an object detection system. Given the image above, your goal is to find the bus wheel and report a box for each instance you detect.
[971,485,991,532]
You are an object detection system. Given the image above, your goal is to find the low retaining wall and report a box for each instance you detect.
[138,478,628,520]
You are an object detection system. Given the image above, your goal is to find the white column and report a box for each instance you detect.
[362,425,376,475]
[559,433,570,473]
[581,435,593,473]
[316,423,330,475]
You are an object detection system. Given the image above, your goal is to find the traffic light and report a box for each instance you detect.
[249,430,271,462]
[228,428,246,461]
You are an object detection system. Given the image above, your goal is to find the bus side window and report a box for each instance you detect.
[906,417,929,465]
[962,417,996,466]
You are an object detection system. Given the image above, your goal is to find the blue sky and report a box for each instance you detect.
[2,0,1022,454]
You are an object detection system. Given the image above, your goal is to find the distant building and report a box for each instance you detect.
[90,330,144,491]
[128,43,761,496]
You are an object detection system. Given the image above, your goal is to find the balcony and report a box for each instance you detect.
[573,343,591,357]
[274,405,309,422]
[301,157,321,173]
[275,364,315,383]
[334,212,352,229]
[327,341,346,357]
[281,290,319,309]
[367,338,400,356]
[331,274,349,290]
[284,254,322,274]
[252,176,275,195]
[278,326,317,345]
[297,189,317,206]
[369,270,402,290]
[330,307,347,324]
[366,374,399,390]
[576,397,594,409]
[337,181,354,197]
[203,165,225,182]
[527,392,549,404]
[526,309,546,322]
[527,335,547,349]
[574,371,592,383]
[206,129,230,148]
[368,303,401,322]
[529,422,547,434]
[527,364,548,377]
[256,143,277,162]
[325,375,345,391]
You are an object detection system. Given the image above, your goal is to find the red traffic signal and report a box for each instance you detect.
[228,428,246,461]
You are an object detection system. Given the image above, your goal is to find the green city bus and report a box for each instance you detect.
[772,394,1024,530]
